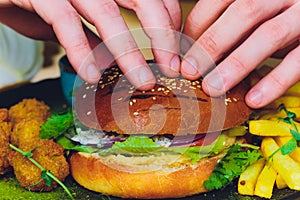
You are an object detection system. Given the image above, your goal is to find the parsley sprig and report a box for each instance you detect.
[203,144,262,191]
[276,104,300,155]
[9,144,74,200]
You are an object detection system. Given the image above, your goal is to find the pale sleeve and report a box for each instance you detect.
[0,24,44,88]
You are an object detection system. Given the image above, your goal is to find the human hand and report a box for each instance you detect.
[0,0,182,90]
[181,0,300,108]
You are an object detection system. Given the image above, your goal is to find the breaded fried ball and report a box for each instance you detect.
[0,126,11,174]
[0,108,11,174]
[10,119,42,147]
[0,108,9,122]
[9,139,69,191]
[9,98,50,124]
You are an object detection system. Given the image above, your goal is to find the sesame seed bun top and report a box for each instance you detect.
[74,63,252,135]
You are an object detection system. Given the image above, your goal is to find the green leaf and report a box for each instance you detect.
[291,129,300,140]
[110,136,162,153]
[280,139,297,155]
[287,111,297,119]
[171,134,229,164]
[203,144,262,191]
[40,111,74,139]
[23,151,33,158]
[41,170,53,187]
[56,136,97,153]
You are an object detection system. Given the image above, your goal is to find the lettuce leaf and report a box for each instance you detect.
[56,136,97,153]
[109,136,163,154]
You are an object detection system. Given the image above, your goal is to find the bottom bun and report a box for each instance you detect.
[70,152,223,199]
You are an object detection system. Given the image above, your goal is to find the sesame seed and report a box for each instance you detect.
[82,94,87,99]
[132,99,137,103]
[225,98,232,103]
[129,101,133,106]
[133,112,139,116]
[152,97,157,100]
[87,111,92,116]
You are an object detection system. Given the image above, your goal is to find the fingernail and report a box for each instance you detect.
[87,64,100,82]
[248,90,262,106]
[183,57,199,76]
[139,67,155,84]
[170,56,180,73]
[205,72,225,92]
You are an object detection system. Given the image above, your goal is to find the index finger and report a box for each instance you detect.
[31,0,101,83]
[70,0,156,90]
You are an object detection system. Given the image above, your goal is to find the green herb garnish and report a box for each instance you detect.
[40,111,74,139]
[203,144,262,191]
[276,104,300,155]
[9,144,74,200]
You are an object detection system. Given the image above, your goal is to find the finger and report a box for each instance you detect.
[82,24,116,70]
[246,44,300,108]
[70,0,155,90]
[202,3,300,97]
[129,0,181,77]
[162,0,182,31]
[181,0,288,80]
[272,40,300,58]
[182,0,234,42]
[30,0,100,83]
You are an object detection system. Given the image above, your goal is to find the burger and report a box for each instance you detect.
[69,63,253,199]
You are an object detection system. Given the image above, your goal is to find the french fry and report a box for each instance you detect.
[249,120,300,136]
[261,137,300,190]
[275,136,300,163]
[276,173,288,189]
[285,81,300,97]
[266,96,300,109]
[254,162,277,199]
[238,159,265,196]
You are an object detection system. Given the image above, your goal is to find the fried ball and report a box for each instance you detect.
[9,98,50,124]
[0,108,9,122]
[0,126,11,174]
[0,109,11,175]
[9,139,69,191]
[10,119,42,148]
